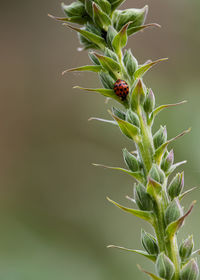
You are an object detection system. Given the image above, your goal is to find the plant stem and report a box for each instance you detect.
[137,104,181,278]
[153,201,166,253]
[166,236,180,280]
[137,107,154,174]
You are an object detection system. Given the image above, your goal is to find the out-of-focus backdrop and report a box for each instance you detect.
[0,0,200,279]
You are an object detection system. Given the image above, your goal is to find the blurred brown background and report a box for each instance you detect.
[0,0,200,279]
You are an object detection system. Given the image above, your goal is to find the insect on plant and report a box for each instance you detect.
[49,1,199,279]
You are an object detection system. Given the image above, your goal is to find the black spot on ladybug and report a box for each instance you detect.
[113,79,129,100]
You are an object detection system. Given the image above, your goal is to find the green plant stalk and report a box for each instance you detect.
[139,119,180,279]
[137,107,154,174]
[168,236,180,280]
[51,1,199,279]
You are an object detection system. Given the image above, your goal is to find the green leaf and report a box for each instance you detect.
[179,187,197,201]
[62,65,102,75]
[112,22,131,57]
[74,86,124,104]
[93,52,121,78]
[92,163,144,183]
[64,24,106,49]
[166,160,187,176]
[107,197,154,224]
[48,14,88,25]
[109,111,141,141]
[134,58,168,79]
[88,117,117,125]
[154,128,191,165]
[150,100,187,124]
[137,265,164,280]
[74,86,129,107]
[93,2,111,30]
[166,201,196,238]
[127,23,161,36]
[107,245,156,262]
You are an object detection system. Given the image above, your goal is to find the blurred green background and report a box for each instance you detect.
[0,0,200,279]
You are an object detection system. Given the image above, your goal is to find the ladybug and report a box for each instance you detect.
[113,79,129,101]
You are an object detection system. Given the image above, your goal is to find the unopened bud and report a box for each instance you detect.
[88,52,100,65]
[144,89,155,113]
[106,26,118,49]
[149,164,165,184]
[149,164,160,182]
[156,252,175,280]
[134,183,154,211]
[62,1,86,17]
[180,259,199,280]
[93,2,111,30]
[141,229,159,256]
[99,71,115,89]
[123,49,138,79]
[126,109,140,127]
[113,6,148,32]
[153,126,167,150]
[161,149,174,172]
[165,198,183,226]
[179,236,194,262]
[112,107,126,120]
[168,172,184,200]
[104,48,118,62]
[79,23,102,49]
[158,167,165,184]
[123,148,139,172]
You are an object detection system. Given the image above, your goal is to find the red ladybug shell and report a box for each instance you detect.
[113,79,129,100]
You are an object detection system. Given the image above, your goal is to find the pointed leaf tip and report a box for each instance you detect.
[64,24,106,49]
[48,13,54,19]
[62,65,102,75]
[88,117,117,125]
[73,86,128,105]
[93,163,144,182]
[107,245,156,262]
[48,14,72,22]
[150,100,188,123]
[137,265,164,280]
[134,58,168,79]
[127,23,161,36]
[179,187,197,201]
[106,197,154,223]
